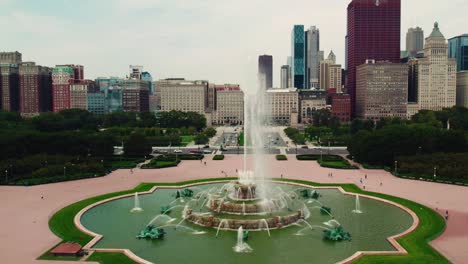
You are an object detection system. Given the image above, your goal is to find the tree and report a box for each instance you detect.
[124,132,152,157]
[195,134,209,145]
[204,127,217,138]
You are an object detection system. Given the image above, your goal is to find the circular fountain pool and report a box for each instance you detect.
[80,182,414,264]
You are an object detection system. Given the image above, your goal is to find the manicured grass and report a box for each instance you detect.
[238,132,244,146]
[276,155,287,161]
[213,154,225,160]
[87,252,137,264]
[319,160,357,170]
[297,155,357,169]
[181,135,195,145]
[141,159,180,169]
[42,178,447,264]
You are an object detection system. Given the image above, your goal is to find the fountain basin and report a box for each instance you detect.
[78,181,417,264]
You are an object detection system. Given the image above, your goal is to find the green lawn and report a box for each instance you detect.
[181,135,195,146]
[87,252,137,264]
[319,160,357,170]
[238,132,244,146]
[41,178,447,264]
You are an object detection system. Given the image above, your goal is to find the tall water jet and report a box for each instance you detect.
[130,192,143,213]
[352,195,363,214]
[233,226,252,253]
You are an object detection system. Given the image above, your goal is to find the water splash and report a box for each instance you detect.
[233,226,253,253]
[130,192,143,213]
[147,214,176,227]
[352,195,363,214]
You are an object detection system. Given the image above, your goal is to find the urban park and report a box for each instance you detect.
[39,85,448,264]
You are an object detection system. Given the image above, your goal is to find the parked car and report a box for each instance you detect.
[203,145,210,149]
[203,150,212,154]
[190,150,202,154]
[301,146,309,149]
[174,149,183,153]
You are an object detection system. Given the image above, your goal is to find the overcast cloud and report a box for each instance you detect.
[1,0,466,91]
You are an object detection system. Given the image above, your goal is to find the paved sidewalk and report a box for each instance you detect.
[0,155,466,264]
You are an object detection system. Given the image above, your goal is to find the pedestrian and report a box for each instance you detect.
[360,178,363,184]
[236,169,238,173]
[41,196,44,200]
[380,182,383,187]
[445,210,449,221]
[130,168,133,174]
[365,174,367,179]
[204,162,207,166]
[281,174,283,179]
[363,185,366,190]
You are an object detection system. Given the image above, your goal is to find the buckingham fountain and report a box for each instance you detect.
[80,77,414,263]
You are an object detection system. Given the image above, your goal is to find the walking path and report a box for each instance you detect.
[0,155,466,264]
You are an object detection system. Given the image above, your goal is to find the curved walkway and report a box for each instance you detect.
[0,155,466,264]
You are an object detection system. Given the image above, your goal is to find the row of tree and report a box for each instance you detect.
[0,109,208,133]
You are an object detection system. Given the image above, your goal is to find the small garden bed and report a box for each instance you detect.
[276,155,287,161]
[213,155,225,160]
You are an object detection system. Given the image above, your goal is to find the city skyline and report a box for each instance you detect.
[0,0,467,91]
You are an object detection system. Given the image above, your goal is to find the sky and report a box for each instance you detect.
[1,0,467,90]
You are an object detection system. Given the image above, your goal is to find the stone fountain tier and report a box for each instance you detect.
[228,182,258,201]
[209,198,283,215]
[185,209,304,231]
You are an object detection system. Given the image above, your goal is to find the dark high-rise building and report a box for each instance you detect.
[0,64,20,111]
[258,55,273,89]
[122,79,150,112]
[346,0,401,116]
[19,62,52,117]
[292,25,306,89]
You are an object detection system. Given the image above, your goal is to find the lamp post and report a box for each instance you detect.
[434,166,437,180]
[64,166,66,177]
[5,169,8,184]
[394,161,398,174]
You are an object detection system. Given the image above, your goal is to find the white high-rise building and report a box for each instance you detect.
[408,22,457,117]
[307,26,323,89]
[319,51,342,91]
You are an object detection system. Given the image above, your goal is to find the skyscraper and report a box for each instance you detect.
[292,25,306,89]
[346,0,401,116]
[0,64,19,111]
[320,51,342,91]
[406,27,424,56]
[19,62,52,117]
[258,55,273,89]
[448,34,468,72]
[307,26,323,89]
[280,65,290,89]
[407,22,457,117]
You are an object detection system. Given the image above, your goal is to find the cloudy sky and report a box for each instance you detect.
[1,0,467,90]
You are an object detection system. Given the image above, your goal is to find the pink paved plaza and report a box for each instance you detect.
[1,155,467,264]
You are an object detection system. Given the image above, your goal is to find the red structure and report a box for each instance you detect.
[50,243,83,257]
[330,93,351,123]
[52,65,84,112]
[346,0,401,117]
